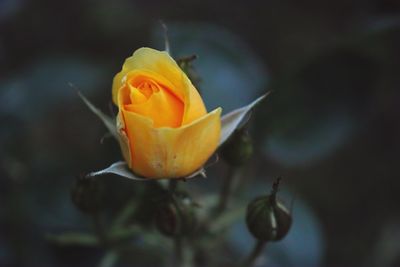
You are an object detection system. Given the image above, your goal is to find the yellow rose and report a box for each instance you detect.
[79,47,267,181]
[112,48,222,179]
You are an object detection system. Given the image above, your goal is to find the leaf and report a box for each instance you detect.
[46,232,98,246]
[210,205,247,233]
[76,89,118,139]
[88,161,206,181]
[219,92,271,145]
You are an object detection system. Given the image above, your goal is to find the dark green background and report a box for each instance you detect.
[1,0,400,266]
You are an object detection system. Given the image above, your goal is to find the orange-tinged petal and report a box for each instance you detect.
[119,80,184,128]
[112,48,207,125]
[113,48,185,103]
[125,69,180,101]
[182,82,207,125]
[118,107,222,179]
[125,87,184,128]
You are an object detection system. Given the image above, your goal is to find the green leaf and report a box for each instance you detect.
[46,232,98,246]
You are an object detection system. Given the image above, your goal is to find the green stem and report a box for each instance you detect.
[210,205,246,233]
[168,179,185,266]
[174,236,183,267]
[98,251,118,267]
[242,240,267,267]
[111,198,138,231]
[92,210,108,248]
[46,232,98,246]
[215,166,237,215]
[169,179,179,194]
[110,225,140,241]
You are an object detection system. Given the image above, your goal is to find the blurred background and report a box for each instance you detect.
[1,0,400,266]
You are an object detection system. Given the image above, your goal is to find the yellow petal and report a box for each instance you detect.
[112,47,206,125]
[116,112,132,168]
[182,82,207,125]
[120,76,184,128]
[118,107,222,179]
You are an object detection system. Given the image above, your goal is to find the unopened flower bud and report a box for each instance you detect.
[246,178,292,241]
[155,191,196,237]
[70,176,101,213]
[220,128,253,166]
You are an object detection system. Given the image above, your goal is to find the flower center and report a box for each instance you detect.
[130,80,160,104]
[123,75,184,128]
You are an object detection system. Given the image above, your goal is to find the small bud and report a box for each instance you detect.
[155,202,180,236]
[70,175,101,213]
[155,191,196,237]
[220,128,253,166]
[246,178,292,241]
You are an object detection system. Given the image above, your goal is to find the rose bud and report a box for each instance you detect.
[112,48,222,179]
[80,47,270,181]
[246,178,292,241]
[154,191,197,237]
[70,176,102,213]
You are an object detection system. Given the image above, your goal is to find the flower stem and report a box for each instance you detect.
[242,240,267,267]
[174,235,183,267]
[98,251,118,267]
[91,210,108,247]
[169,179,179,194]
[168,179,185,267]
[215,166,238,215]
[111,198,138,231]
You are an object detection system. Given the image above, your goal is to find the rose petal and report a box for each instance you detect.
[112,48,206,125]
[120,107,222,179]
[219,92,271,146]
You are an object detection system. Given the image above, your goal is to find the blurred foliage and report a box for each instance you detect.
[1,0,400,266]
